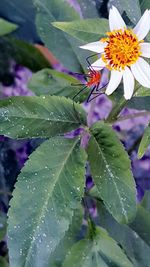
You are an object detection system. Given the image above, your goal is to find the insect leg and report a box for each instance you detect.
[72,85,87,102]
[95,82,108,92]
[86,53,100,67]
[86,85,97,103]
[87,93,103,102]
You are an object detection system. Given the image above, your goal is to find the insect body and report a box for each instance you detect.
[72,54,107,103]
[86,69,101,87]
[73,68,103,103]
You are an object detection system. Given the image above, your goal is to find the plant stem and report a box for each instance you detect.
[115,111,150,122]
[83,196,96,239]
[106,85,141,123]
[106,97,128,123]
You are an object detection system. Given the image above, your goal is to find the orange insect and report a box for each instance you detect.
[73,54,107,103]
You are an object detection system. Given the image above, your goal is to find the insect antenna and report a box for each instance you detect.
[86,85,97,103]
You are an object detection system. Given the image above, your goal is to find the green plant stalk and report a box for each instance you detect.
[83,196,96,239]
[106,97,128,123]
[106,85,141,123]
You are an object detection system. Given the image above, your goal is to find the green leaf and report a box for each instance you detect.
[97,201,150,267]
[135,85,150,97]
[28,68,88,102]
[0,18,18,36]
[0,0,37,42]
[108,0,141,24]
[49,205,83,267]
[0,257,8,267]
[140,0,150,12]
[129,205,150,246]
[141,191,150,212]
[0,96,86,139]
[33,0,85,72]
[87,121,137,224]
[10,38,50,71]
[8,136,87,267]
[138,126,150,158]
[127,96,150,110]
[77,0,99,18]
[0,37,50,73]
[62,226,133,267]
[52,18,109,43]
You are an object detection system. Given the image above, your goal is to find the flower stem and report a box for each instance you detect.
[106,85,141,123]
[106,97,128,122]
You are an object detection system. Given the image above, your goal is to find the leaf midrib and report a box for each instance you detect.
[23,138,79,267]
[0,115,79,124]
[54,21,108,35]
[34,0,83,70]
[93,136,129,223]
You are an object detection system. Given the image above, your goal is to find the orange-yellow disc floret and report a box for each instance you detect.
[101,29,143,71]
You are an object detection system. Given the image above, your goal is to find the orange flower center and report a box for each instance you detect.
[101,29,143,71]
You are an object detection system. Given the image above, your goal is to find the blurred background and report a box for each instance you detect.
[0,0,149,265]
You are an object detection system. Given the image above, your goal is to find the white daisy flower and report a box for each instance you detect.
[80,6,150,99]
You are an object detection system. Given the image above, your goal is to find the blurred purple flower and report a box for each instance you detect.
[66,0,83,17]
[0,62,33,97]
[0,62,34,168]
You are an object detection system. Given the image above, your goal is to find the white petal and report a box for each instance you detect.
[91,58,106,70]
[123,67,135,99]
[131,57,150,88]
[140,42,150,58]
[105,70,123,95]
[133,10,150,40]
[79,41,106,53]
[109,6,126,31]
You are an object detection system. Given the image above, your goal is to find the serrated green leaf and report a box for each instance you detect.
[0,18,18,36]
[28,68,88,102]
[49,205,83,267]
[108,0,141,24]
[87,121,137,224]
[8,136,87,267]
[138,126,150,158]
[0,95,86,139]
[62,226,133,267]
[97,201,150,267]
[33,0,85,72]
[127,97,150,110]
[52,18,109,43]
